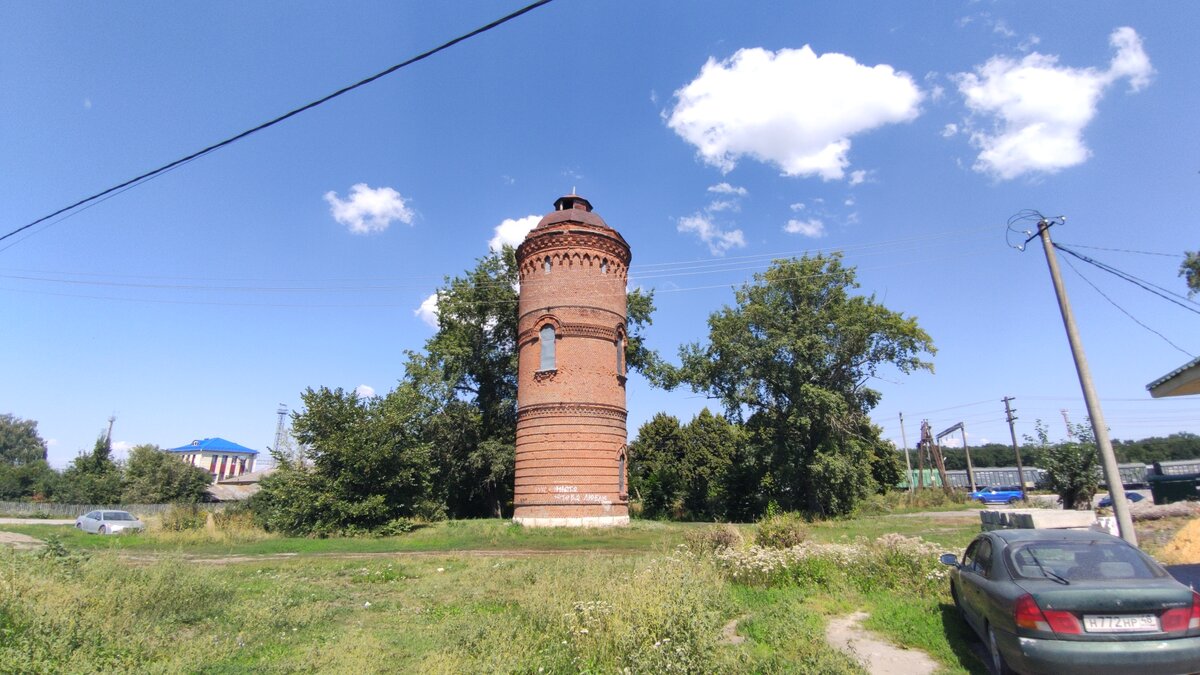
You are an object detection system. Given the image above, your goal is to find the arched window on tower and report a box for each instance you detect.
[616,334,626,376]
[600,259,608,275]
[539,324,556,371]
[543,257,552,274]
[618,448,627,497]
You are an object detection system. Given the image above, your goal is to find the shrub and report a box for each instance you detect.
[160,505,207,532]
[710,534,947,596]
[374,517,417,537]
[754,512,808,549]
[683,525,744,554]
[212,504,257,532]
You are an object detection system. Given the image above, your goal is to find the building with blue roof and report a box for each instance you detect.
[168,437,259,481]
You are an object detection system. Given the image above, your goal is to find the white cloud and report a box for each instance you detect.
[848,170,867,186]
[488,214,540,251]
[678,214,745,255]
[415,292,439,328]
[707,182,748,196]
[706,199,739,213]
[324,183,413,234]
[355,384,376,398]
[992,19,1016,38]
[844,197,856,207]
[784,218,826,238]
[954,27,1153,180]
[46,438,58,447]
[83,98,92,110]
[110,440,133,461]
[941,123,959,138]
[666,46,923,180]
[790,202,806,211]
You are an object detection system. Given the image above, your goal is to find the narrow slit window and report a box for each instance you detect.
[618,451,626,495]
[543,257,552,274]
[539,325,556,370]
[600,259,608,275]
[616,336,625,375]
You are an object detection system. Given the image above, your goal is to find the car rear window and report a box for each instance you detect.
[103,511,135,521]
[1008,541,1162,581]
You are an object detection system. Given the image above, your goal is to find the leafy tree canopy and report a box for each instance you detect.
[254,386,435,535]
[57,432,122,504]
[1181,250,1199,297]
[0,460,59,501]
[121,444,212,504]
[1027,421,1099,510]
[0,413,48,466]
[672,254,935,516]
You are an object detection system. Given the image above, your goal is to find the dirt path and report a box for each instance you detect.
[826,611,938,675]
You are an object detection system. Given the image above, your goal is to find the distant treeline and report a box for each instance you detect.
[938,432,1200,470]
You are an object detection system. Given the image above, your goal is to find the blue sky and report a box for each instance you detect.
[3,1,1198,469]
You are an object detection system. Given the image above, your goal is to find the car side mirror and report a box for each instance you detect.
[939,553,960,567]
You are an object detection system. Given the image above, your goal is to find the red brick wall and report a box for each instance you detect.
[513,197,630,525]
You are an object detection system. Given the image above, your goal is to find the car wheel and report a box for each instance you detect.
[98,525,106,535]
[1007,496,1019,505]
[987,624,1014,675]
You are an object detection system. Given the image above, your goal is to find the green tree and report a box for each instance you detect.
[413,248,520,518]
[1030,421,1099,510]
[57,432,122,504]
[121,444,212,504]
[1181,250,1199,297]
[0,460,60,500]
[253,386,434,535]
[0,413,48,465]
[628,413,687,519]
[680,409,741,521]
[673,254,935,517]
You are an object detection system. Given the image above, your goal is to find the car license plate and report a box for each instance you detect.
[1083,614,1159,633]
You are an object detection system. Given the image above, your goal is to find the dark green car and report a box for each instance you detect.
[940,529,1200,675]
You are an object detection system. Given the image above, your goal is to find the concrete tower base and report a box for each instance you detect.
[513,515,630,528]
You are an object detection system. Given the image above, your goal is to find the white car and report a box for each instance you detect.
[75,510,145,535]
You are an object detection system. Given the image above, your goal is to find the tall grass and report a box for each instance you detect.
[0,516,983,672]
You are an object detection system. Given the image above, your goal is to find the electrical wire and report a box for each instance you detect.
[1055,243,1200,317]
[1059,252,1194,357]
[0,0,557,248]
[1056,242,1185,258]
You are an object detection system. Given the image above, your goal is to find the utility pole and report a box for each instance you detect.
[899,412,914,493]
[1060,409,1074,439]
[937,422,976,492]
[1035,218,1136,545]
[1003,397,1028,502]
[105,415,116,446]
[922,420,952,495]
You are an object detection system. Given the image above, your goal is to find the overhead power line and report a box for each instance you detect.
[0,0,557,248]
[1054,243,1200,317]
[1058,251,1194,357]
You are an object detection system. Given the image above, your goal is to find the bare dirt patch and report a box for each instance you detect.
[0,531,44,550]
[826,611,938,675]
[1157,516,1200,564]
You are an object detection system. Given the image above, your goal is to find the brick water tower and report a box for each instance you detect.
[512,194,631,527]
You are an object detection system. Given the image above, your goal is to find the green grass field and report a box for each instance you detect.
[0,515,993,673]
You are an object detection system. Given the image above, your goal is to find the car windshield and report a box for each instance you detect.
[1008,541,1162,582]
[103,511,136,521]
